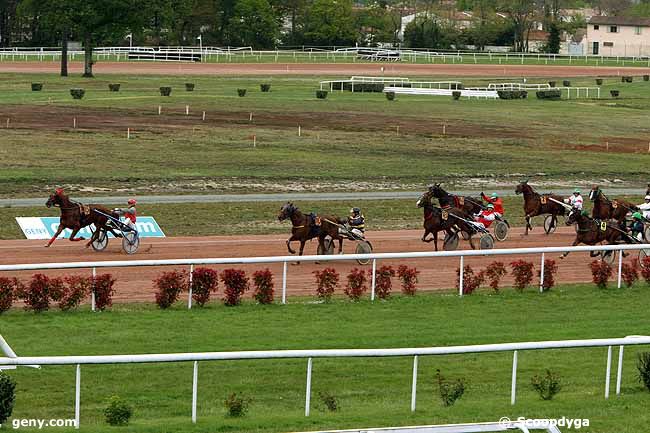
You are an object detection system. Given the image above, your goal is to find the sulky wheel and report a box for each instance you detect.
[601,249,616,265]
[494,221,509,242]
[317,238,335,256]
[91,229,108,252]
[479,233,495,250]
[639,249,650,268]
[355,241,373,265]
[644,225,650,242]
[544,215,557,234]
[443,232,459,251]
[122,231,140,255]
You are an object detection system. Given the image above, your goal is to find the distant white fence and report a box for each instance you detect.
[1,333,648,428]
[384,86,498,99]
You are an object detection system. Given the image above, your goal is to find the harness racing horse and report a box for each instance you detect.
[589,185,637,226]
[417,191,477,251]
[277,202,346,260]
[515,181,567,235]
[428,183,483,215]
[45,189,120,248]
[560,209,630,259]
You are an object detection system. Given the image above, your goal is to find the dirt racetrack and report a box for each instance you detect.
[0,226,631,304]
[2,61,649,77]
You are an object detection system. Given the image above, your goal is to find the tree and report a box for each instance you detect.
[544,21,560,53]
[0,0,19,47]
[301,0,357,47]
[403,16,458,49]
[500,0,536,52]
[225,0,279,48]
[356,1,395,45]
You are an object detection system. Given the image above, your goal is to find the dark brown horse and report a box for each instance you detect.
[417,191,477,251]
[428,183,483,215]
[560,209,631,259]
[515,181,567,235]
[277,202,346,259]
[589,185,636,225]
[45,189,119,248]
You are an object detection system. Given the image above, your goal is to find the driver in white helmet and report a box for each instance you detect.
[638,195,650,219]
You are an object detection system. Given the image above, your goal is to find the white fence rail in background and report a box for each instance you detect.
[1,334,648,428]
[1,244,647,310]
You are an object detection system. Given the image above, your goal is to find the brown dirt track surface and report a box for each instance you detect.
[2,61,650,77]
[0,227,629,304]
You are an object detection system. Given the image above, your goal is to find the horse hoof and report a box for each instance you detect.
[44,244,50,248]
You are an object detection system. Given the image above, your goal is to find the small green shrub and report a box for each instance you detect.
[385,91,395,101]
[318,391,339,412]
[260,83,271,92]
[436,369,465,406]
[622,76,633,83]
[536,89,561,100]
[531,369,562,400]
[548,80,556,87]
[70,88,85,99]
[596,78,603,85]
[185,83,195,91]
[237,88,247,97]
[159,87,172,96]
[644,75,649,82]
[316,90,328,99]
[108,83,120,92]
[563,80,571,87]
[0,372,16,424]
[31,83,43,91]
[452,91,461,100]
[637,352,650,392]
[224,393,251,417]
[610,89,620,98]
[103,395,132,426]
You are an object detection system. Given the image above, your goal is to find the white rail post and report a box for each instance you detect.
[188,264,194,309]
[91,267,96,312]
[305,357,313,416]
[411,355,418,412]
[371,259,377,301]
[616,345,624,395]
[282,261,288,304]
[458,256,464,296]
[75,364,81,429]
[192,361,198,423]
[511,350,518,405]
[617,252,623,289]
[605,345,612,399]
[539,253,545,293]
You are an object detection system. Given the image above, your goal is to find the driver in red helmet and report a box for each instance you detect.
[114,199,137,229]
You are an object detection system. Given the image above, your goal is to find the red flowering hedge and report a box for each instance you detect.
[313,268,339,301]
[510,260,534,292]
[0,277,20,314]
[252,269,274,304]
[373,265,395,299]
[93,273,116,311]
[484,262,507,293]
[59,276,92,311]
[19,274,65,313]
[221,269,249,306]
[345,268,368,301]
[540,259,558,292]
[154,270,188,309]
[590,260,613,289]
[456,265,484,295]
[191,267,219,307]
[397,265,419,295]
[621,260,639,288]
[641,257,650,284]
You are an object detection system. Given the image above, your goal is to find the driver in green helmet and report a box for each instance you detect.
[630,212,645,241]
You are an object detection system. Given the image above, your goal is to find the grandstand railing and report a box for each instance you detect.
[1,333,648,428]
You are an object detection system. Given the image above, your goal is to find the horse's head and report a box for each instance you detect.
[278,202,296,221]
[46,188,65,208]
[566,208,584,226]
[589,185,601,201]
[428,183,444,198]
[417,191,432,208]
[515,180,529,195]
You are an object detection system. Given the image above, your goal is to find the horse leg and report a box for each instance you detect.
[560,239,580,259]
[524,215,532,235]
[433,231,439,251]
[286,236,297,254]
[422,229,433,243]
[67,227,84,242]
[45,225,65,247]
[337,237,343,255]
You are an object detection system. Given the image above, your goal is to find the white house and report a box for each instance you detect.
[586,16,650,57]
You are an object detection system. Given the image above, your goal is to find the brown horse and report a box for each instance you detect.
[428,183,483,215]
[515,181,567,235]
[417,191,477,251]
[560,209,630,259]
[589,185,636,225]
[45,189,119,248]
[277,202,346,259]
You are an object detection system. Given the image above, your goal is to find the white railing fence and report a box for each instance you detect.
[1,244,648,310]
[1,334,648,428]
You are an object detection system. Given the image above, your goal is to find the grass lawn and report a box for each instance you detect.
[1,284,650,432]
[0,73,649,197]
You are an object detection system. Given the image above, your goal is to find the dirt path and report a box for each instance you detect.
[2,61,649,77]
[0,227,628,304]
